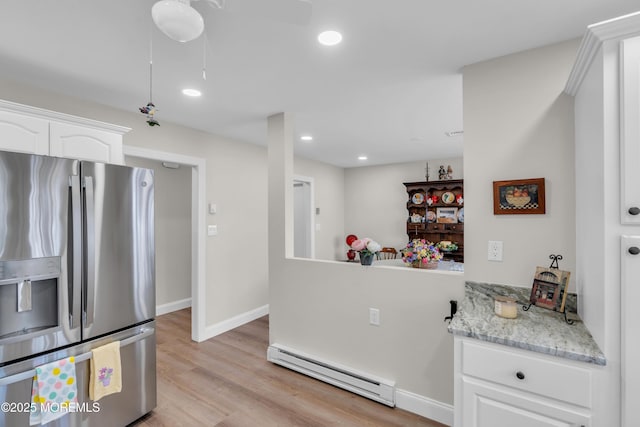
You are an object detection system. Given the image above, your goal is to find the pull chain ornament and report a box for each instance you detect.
[140,27,160,126]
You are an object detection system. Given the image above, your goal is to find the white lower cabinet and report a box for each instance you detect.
[621,235,640,427]
[455,337,592,427]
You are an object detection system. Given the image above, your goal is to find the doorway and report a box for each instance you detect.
[123,146,207,342]
[293,175,315,259]
[125,157,192,316]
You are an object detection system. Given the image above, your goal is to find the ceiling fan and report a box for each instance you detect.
[151,0,312,43]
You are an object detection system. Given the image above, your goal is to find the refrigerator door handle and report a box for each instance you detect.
[83,176,96,327]
[69,175,82,329]
[0,327,155,387]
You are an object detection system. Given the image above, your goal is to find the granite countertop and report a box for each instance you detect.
[448,281,606,366]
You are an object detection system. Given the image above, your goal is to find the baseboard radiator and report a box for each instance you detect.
[267,344,396,407]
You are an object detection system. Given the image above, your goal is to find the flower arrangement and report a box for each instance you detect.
[402,239,443,267]
[350,238,382,257]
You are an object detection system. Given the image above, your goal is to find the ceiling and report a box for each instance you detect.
[0,1,638,167]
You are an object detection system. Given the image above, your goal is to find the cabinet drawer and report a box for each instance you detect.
[462,340,592,408]
[448,223,464,232]
[427,223,464,232]
[407,223,425,232]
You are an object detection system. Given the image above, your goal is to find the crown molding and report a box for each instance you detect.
[565,11,640,96]
[0,99,131,134]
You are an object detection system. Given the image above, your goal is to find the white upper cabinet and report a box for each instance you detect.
[0,110,49,155]
[49,122,123,164]
[621,36,640,224]
[0,99,129,164]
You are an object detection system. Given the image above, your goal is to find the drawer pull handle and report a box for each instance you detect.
[629,207,640,215]
[516,371,525,380]
[629,247,640,255]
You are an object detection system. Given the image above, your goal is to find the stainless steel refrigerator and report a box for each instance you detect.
[0,151,156,426]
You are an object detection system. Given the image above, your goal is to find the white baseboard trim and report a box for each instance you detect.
[156,298,192,316]
[203,304,270,340]
[396,389,453,426]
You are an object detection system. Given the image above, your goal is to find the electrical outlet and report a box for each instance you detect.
[369,308,380,326]
[488,240,503,261]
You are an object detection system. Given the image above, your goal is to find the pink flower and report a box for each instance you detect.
[351,239,366,251]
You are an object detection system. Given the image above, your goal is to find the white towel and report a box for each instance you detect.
[29,356,78,425]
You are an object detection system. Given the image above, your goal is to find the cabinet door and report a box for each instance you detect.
[621,37,640,224]
[0,110,49,155]
[49,121,123,164]
[462,378,590,427]
[621,235,640,427]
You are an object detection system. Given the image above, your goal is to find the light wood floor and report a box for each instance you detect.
[134,309,447,427]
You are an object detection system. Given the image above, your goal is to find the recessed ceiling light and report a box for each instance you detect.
[300,135,313,141]
[182,88,202,97]
[358,155,368,161]
[318,30,343,46]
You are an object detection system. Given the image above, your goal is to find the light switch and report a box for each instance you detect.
[208,225,218,236]
[209,203,217,214]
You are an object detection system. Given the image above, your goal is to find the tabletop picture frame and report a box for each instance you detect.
[436,207,458,224]
[529,266,571,313]
[493,178,545,215]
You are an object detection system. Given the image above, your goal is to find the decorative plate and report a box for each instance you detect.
[412,193,425,204]
[457,208,464,223]
[426,211,436,223]
[441,192,455,204]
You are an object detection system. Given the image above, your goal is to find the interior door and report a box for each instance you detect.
[81,162,154,339]
[293,177,314,259]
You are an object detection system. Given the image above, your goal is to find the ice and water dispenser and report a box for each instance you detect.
[0,257,60,341]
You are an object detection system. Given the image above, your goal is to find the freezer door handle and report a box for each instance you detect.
[69,175,82,329]
[83,176,96,327]
[0,326,155,387]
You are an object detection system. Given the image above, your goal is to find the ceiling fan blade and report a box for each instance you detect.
[224,0,312,26]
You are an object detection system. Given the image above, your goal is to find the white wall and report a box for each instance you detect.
[344,158,463,253]
[463,39,579,290]
[294,156,345,260]
[269,114,464,425]
[0,77,269,328]
[125,157,191,309]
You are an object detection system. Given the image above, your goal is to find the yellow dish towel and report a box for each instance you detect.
[89,342,122,401]
[29,356,78,426]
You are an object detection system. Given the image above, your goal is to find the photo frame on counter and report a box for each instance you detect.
[529,267,571,313]
[493,178,545,215]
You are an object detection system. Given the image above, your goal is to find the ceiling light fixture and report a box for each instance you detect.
[152,0,204,43]
[300,135,313,141]
[358,155,368,161]
[318,30,343,46]
[182,88,202,97]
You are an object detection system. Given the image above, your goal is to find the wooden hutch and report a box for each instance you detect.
[403,179,464,262]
